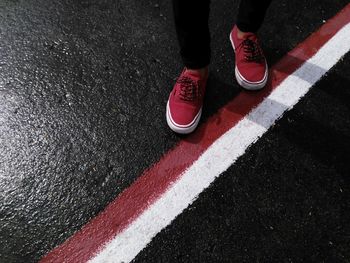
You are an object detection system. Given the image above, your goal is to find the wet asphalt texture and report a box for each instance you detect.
[0,0,349,262]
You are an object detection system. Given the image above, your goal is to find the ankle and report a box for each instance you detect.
[185,66,209,78]
[236,26,253,39]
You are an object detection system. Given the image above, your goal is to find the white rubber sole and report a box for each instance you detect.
[229,32,268,91]
[166,100,202,134]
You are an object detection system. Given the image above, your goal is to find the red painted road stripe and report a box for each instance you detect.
[40,4,350,263]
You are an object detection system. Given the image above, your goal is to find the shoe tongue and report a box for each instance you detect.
[243,33,257,41]
[185,69,205,80]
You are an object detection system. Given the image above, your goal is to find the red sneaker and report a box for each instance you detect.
[229,25,268,90]
[166,68,208,134]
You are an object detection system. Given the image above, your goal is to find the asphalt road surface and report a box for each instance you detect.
[0,0,350,262]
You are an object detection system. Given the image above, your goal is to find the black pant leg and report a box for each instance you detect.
[172,0,211,69]
[236,0,272,32]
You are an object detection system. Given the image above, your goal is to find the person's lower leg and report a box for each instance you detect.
[236,0,272,33]
[172,0,211,69]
